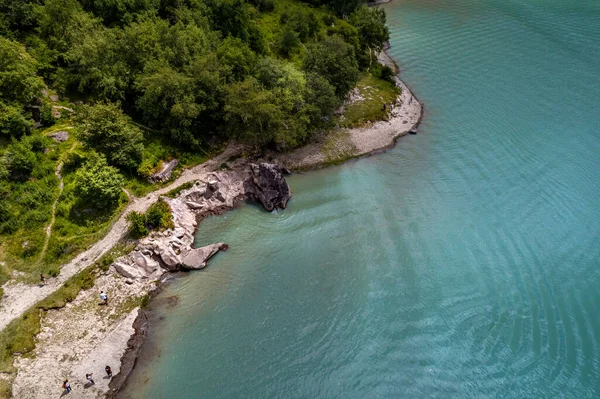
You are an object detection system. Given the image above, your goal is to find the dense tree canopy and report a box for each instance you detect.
[3,139,37,181]
[0,37,44,105]
[304,35,359,99]
[0,37,45,137]
[0,0,390,154]
[0,0,394,279]
[76,102,144,170]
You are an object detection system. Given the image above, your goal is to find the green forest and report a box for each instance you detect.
[0,0,392,283]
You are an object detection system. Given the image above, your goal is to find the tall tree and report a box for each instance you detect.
[350,5,389,56]
[76,102,144,170]
[303,35,359,99]
[0,37,44,105]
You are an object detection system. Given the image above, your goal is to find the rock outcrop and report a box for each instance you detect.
[181,243,228,270]
[110,162,290,280]
[149,159,179,183]
[246,163,291,211]
[48,131,69,142]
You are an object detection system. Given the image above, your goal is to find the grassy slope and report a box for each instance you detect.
[0,114,217,284]
[341,72,400,128]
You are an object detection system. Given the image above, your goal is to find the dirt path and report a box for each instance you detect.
[0,145,240,332]
[37,143,76,265]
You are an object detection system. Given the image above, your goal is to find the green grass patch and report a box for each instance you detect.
[38,266,97,311]
[0,378,12,399]
[165,181,195,198]
[124,129,214,197]
[94,242,136,272]
[340,72,400,128]
[0,309,41,373]
[321,129,358,165]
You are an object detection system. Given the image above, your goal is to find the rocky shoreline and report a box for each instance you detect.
[106,162,292,397]
[6,46,423,397]
[108,66,423,398]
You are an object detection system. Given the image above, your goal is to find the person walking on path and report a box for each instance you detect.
[100,291,108,305]
[86,373,95,385]
[40,274,46,286]
[105,365,112,378]
[62,379,71,393]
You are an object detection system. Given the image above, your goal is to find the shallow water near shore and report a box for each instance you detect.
[121,0,600,397]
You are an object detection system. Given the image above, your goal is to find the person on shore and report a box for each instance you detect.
[86,373,95,385]
[40,274,46,286]
[100,291,108,305]
[105,365,112,378]
[62,379,71,393]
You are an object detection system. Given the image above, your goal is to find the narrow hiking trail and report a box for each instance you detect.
[0,145,240,332]
[37,142,76,265]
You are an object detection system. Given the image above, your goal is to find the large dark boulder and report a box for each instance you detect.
[246,163,291,211]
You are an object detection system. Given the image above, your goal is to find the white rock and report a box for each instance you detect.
[173,227,186,238]
[159,246,181,270]
[180,243,227,270]
[186,201,204,209]
[113,262,146,280]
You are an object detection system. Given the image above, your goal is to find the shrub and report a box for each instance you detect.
[126,198,173,238]
[136,158,154,179]
[25,134,48,153]
[0,103,34,137]
[0,218,19,234]
[381,65,395,82]
[166,181,194,198]
[74,153,124,210]
[22,209,50,229]
[140,294,150,308]
[40,103,55,127]
[20,239,38,258]
[145,199,173,229]
[126,211,148,238]
[62,151,85,173]
[5,139,36,181]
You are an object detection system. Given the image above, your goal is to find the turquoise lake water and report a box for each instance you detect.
[121,0,600,397]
